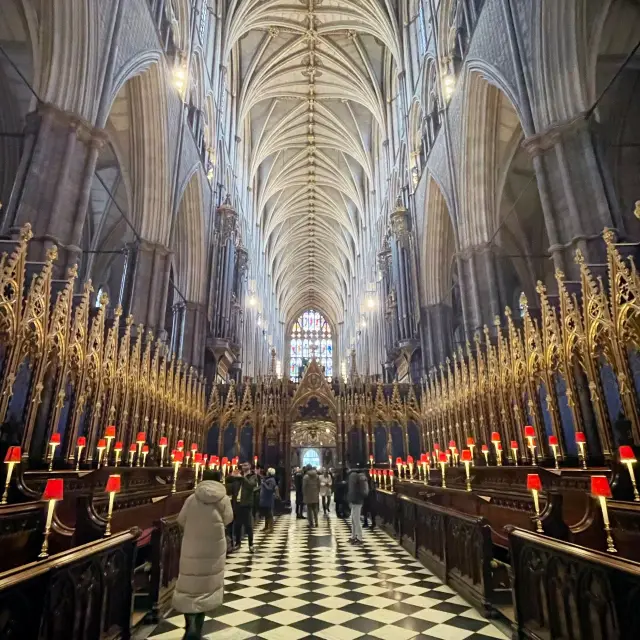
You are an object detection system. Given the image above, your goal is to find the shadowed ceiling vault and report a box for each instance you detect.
[225,0,400,326]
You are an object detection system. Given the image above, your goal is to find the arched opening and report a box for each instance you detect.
[421,176,457,365]
[592,0,640,236]
[461,71,550,326]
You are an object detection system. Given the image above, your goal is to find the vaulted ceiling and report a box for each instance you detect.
[225,0,400,327]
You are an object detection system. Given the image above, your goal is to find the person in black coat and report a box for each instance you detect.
[362,472,376,530]
[334,471,349,518]
[293,467,304,518]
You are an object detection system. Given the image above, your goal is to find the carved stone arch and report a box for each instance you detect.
[289,359,338,423]
[37,0,102,121]
[175,168,207,304]
[170,0,192,53]
[421,175,457,308]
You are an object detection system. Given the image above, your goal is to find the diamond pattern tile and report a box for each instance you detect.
[136,502,509,640]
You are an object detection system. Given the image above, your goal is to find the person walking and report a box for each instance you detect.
[259,467,279,532]
[225,468,242,551]
[293,467,305,519]
[172,470,233,639]
[319,468,333,515]
[302,466,321,527]
[347,466,369,544]
[234,462,258,552]
[362,471,376,530]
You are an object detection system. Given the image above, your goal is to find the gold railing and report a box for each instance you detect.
[0,225,206,463]
[422,229,640,459]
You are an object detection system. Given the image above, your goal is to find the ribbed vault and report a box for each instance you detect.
[226,0,400,327]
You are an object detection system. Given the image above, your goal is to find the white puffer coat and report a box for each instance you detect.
[172,480,234,614]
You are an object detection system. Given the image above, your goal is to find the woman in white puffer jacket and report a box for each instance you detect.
[172,470,234,639]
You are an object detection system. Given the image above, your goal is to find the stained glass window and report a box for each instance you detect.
[290,310,332,382]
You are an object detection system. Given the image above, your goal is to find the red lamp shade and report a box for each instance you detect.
[591,475,611,498]
[524,425,535,438]
[212,456,219,464]
[50,433,61,445]
[191,443,198,452]
[461,449,472,462]
[369,454,374,460]
[159,437,168,447]
[97,439,106,449]
[576,432,586,444]
[434,443,440,450]
[142,445,149,454]
[549,436,558,446]
[174,451,184,463]
[491,432,501,442]
[194,453,203,464]
[482,444,489,452]
[438,453,448,463]
[77,437,86,447]
[233,457,239,465]
[177,440,184,449]
[510,440,519,450]
[619,446,636,463]
[452,447,458,454]
[449,440,456,449]
[105,475,121,493]
[43,478,64,501]
[114,441,123,451]
[136,432,146,443]
[4,446,21,463]
[396,457,403,465]
[105,425,116,438]
[467,437,475,446]
[420,453,428,463]
[129,444,137,453]
[407,455,414,464]
[527,474,542,492]
[221,457,229,465]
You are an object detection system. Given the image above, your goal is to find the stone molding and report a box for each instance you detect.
[521,111,590,157]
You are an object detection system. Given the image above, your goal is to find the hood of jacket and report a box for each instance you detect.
[194,480,227,505]
[306,469,318,479]
[262,476,277,490]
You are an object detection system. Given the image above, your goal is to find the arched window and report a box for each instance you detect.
[289,310,333,382]
[303,448,321,468]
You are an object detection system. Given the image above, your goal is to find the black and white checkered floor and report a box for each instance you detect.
[137,511,508,640]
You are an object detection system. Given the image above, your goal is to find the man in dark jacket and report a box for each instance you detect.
[259,468,278,532]
[293,467,304,518]
[362,472,376,530]
[334,471,348,518]
[347,467,369,544]
[225,470,242,549]
[234,463,258,552]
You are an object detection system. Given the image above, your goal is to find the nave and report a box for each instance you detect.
[137,511,507,640]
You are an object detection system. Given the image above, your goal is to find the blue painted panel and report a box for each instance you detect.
[390,422,405,459]
[56,382,74,453]
[554,374,577,455]
[374,424,387,462]
[348,429,364,467]
[239,425,253,463]
[206,423,219,456]
[7,362,31,425]
[628,348,640,405]
[599,359,621,434]
[223,423,237,459]
[538,383,554,439]
[407,421,421,458]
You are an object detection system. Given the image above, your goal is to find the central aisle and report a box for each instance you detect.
[146,510,507,640]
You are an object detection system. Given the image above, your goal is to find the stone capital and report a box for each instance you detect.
[522,111,590,157]
[26,102,108,147]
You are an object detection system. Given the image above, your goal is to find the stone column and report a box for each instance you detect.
[181,301,206,369]
[420,303,453,370]
[2,103,106,270]
[125,241,172,337]
[523,114,616,275]
[458,245,504,334]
